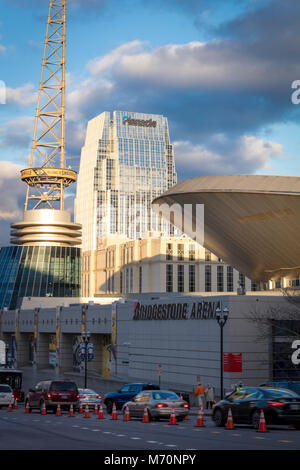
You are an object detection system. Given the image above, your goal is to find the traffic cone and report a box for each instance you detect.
[257,409,268,433]
[8,399,13,412]
[124,405,130,422]
[212,400,216,409]
[169,406,177,425]
[56,404,61,416]
[94,403,98,415]
[41,402,47,415]
[84,404,90,418]
[25,401,30,414]
[111,402,118,420]
[98,402,105,420]
[78,403,83,414]
[14,398,18,409]
[142,405,150,423]
[69,404,74,417]
[225,408,234,430]
[195,406,205,427]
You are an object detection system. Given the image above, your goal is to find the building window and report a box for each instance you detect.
[227,266,233,292]
[166,264,173,292]
[189,265,195,292]
[166,243,173,261]
[130,268,133,292]
[251,280,258,291]
[120,271,123,294]
[178,264,184,292]
[239,273,245,289]
[189,244,195,261]
[217,265,224,292]
[139,266,142,293]
[205,265,211,292]
[205,249,211,261]
[178,244,184,261]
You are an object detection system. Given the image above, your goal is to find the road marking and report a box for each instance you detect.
[165,444,177,447]
[254,436,265,439]
[147,441,158,444]
[278,440,292,443]
[131,437,141,440]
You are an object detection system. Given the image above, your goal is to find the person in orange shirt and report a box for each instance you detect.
[194,381,206,409]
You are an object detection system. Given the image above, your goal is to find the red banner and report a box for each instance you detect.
[224,353,242,372]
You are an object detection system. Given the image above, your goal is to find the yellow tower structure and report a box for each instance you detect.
[11,0,81,247]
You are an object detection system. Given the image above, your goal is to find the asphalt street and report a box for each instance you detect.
[1,405,300,451]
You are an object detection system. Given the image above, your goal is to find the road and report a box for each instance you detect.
[1,405,300,452]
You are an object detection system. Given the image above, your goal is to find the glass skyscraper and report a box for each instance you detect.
[75,111,177,252]
[0,246,81,310]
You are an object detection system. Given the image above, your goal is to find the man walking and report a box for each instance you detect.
[194,381,205,409]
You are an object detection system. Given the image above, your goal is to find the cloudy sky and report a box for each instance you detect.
[1,0,300,245]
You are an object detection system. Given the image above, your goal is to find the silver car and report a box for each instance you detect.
[122,390,189,421]
[77,388,102,409]
[0,384,14,408]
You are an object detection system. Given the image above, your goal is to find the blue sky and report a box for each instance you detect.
[0,0,300,244]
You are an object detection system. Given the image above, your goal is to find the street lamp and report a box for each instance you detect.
[82,331,90,389]
[216,305,229,400]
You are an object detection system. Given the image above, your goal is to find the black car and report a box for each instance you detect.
[104,383,160,413]
[212,386,300,429]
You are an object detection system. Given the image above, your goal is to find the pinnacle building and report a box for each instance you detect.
[75,111,177,252]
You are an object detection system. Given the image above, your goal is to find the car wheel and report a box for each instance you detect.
[106,400,113,414]
[213,408,225,427]
[251,410,261,429]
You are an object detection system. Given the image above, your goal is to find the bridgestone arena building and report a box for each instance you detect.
[1,292,299,398]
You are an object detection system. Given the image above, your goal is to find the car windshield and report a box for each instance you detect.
[50,382,77,392]
[263,388,300,398]
[0,385,11,392]
[152,392,179,400]
[79,389,95,395]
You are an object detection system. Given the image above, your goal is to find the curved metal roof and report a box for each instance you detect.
[152,175,300,282]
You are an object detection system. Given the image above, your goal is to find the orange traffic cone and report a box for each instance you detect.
[94,403,98,415]
[124,405,131,422]
[169,406,177,425]
[8,399,13,412]
[257,409,268,433]
[111,402,118,420]
[226,408,234,430]
[41,402,47,415]
[84,404,90,418]
[142,405,150,423]
[98,402,105,420]
[69,404,74,417]
[56,404,61,416]
[14,398,18,409]
[78,403,83,414]
[195,406,205,427]
[25,401,30,414]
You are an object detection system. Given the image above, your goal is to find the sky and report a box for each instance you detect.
[1,0,300,245]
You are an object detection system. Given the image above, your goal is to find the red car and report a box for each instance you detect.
[25,380,79,414]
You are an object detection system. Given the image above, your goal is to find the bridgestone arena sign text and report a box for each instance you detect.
[123,117,157,128]
[133,301,221,321]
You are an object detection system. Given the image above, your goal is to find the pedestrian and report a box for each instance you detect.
[205,384,215,409]
[194,381,205,409]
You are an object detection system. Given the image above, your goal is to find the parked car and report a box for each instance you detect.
[212,386,300,429]
[104,383,160,413]
[122,390,189,421]
[25,380,79,414]
[0,384,14,408]
[259,381,300,395]
[77,388,102,409]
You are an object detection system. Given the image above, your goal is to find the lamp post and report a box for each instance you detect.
[82,331,90,389]
[216,306,229,400]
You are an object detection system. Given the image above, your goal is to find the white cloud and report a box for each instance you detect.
[174,135,284,176]
[0,161,25,221]
[6,83,36,107]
